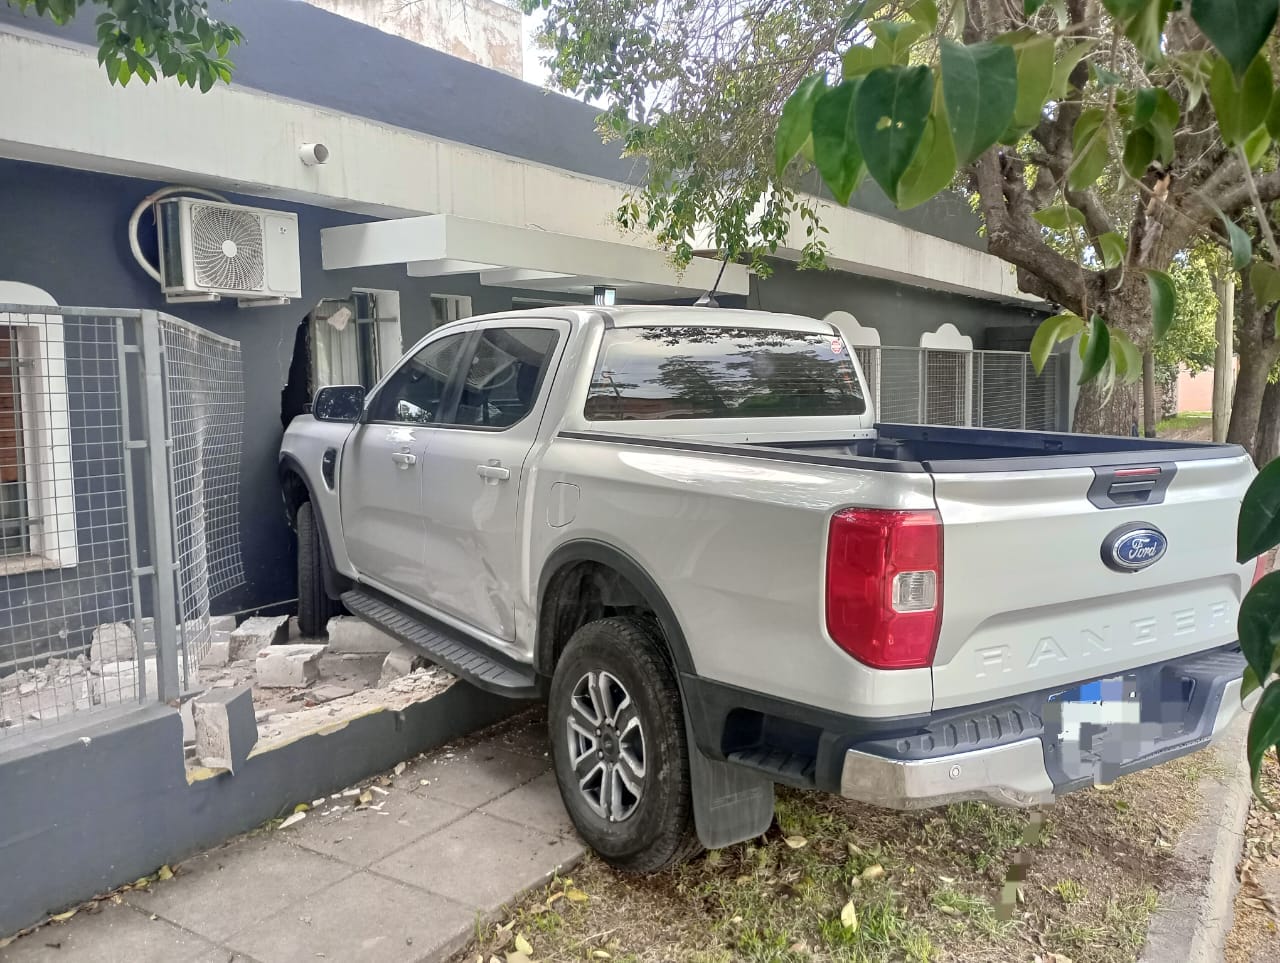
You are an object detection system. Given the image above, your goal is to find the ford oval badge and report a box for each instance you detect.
[1102,524,1168,573]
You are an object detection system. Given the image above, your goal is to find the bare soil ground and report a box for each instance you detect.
[458,742,1221,963]
[1226,752,1280,963]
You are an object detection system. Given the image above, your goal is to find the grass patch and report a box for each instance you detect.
[1155,411,1211,433]
[458,751,1214,963]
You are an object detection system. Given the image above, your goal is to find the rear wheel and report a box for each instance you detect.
[548,617,702,873]
[296,501,339,638]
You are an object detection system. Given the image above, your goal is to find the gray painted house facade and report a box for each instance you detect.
[0,0,1049,637]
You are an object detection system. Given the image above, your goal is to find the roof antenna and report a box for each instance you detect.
[694,251,730,307]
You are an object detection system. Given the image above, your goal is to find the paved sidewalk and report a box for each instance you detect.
[1,708,582,963]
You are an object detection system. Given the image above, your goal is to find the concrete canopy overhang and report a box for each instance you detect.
[321,214,751,302]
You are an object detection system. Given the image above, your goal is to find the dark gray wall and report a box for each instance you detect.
[0,0,987,251]
[0,158,585,623]
[752,259,1047,346]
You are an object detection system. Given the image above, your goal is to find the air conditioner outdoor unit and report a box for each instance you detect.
[155,197,302,304]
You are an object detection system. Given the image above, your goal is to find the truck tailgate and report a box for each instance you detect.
[929,453,1255,710]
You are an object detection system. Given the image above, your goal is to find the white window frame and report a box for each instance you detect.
[0,282,77,574]
[311,288,404,390]
[431,293,472,325]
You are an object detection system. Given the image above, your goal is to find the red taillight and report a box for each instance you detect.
[1254,554,1270,586]
[825,508,943,669]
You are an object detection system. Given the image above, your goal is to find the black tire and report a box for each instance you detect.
[296,501,339,638]
[548,617,703,873]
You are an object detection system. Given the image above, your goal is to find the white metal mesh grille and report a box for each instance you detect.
[162,315,245,676]
[0,305,244,738]
[191,204,265,292]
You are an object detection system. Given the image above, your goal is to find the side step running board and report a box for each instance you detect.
[342,588,540,699]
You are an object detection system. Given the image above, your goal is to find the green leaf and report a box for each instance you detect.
[1050,40,1097,100]
[1147,269,1176,341]
[1079,315,1111,384]
[854,65,934,199]
[1100,0,1147,17]
[897,95,958,209]
[1125,0,1174,64]
[1210,54,1274,147]
[908,0,938,30]
[1098,231,1126,269]
[1025,0,1048,13]
[940,40,1018,165]
[1030,312,1084,375]
[1252,261,1280,308]
[1246,127,1273,167]
[813,80,866,205]
[1239,571,1280,696]
[1239,454,1280,562]
[996,33,1055,141]
[1110,330,1143,383]
[843,44,893,80]
[1246,683,1280,799]
[1223,215,1253,271]
[1268,90,1280,140]
[776,72,827,178]
[1122,127,1155,179]
[1032,204,1086,230]
[1069,107,1110,191]
[1192,0,1279,81]
[868,21,927,65]
[1244,665,1262,699]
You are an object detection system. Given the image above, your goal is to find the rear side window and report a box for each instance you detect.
[584,326,866,421]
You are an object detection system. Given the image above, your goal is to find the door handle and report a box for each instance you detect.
[476,461,511,483]
[391,451,417,469]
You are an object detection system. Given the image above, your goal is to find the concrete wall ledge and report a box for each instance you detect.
[0,683,518,937]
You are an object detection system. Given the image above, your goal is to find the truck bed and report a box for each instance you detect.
[757,423,1243,473]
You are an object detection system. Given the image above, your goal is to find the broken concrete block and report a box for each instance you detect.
[200,631,232,669]
[208,614,236,634]
[255,643,325,688]
[326,616,398,654]
[192,686,257,772]
[309,684,354,704]
[90,623,137,663]
[90,658,159,705]
[229,616,289,661]
[380,644,428,685]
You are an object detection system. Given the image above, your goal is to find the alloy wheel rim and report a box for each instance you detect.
[566,669,646,822]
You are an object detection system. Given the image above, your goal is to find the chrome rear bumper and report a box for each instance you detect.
[839,676,1253,810]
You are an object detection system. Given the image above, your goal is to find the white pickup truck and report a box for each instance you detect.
[280,305,1259,871]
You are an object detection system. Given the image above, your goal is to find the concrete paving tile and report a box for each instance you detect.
[125,838,350,942]
[485,707,552,760]
[409,744,549,808]
[372,812,585,913]
[229,872,473,963]
[285,790,469,866]
[482,771,577,837]
[0,904,213,962]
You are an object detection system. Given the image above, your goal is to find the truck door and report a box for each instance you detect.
[339,329,471,601]
[416,318,569,642]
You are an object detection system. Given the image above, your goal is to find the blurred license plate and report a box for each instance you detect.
[1047,676,1141,742]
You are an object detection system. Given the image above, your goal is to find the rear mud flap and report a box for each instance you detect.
[684,713,775,849]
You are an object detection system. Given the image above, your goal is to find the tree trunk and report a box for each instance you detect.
[1072,380,1141,435]
[1258,380,1280,467]
[1226,355,1268,455]
[1142,351,1156,436]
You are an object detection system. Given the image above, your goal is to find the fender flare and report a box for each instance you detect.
[278,454,348,601]
[535,539,693,678]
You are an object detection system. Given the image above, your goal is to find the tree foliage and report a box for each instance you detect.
[8,0,241,89]
[524,0,1280,798]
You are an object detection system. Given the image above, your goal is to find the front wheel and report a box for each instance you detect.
[548,617,702,873]
[296,501,340,638]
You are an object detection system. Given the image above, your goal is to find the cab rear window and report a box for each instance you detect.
[584,326,865,421]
